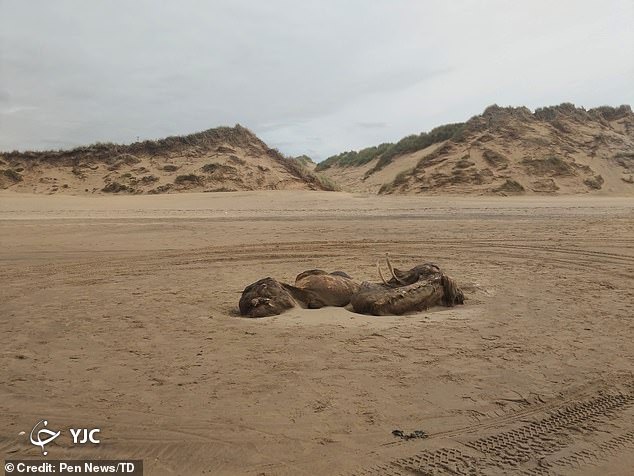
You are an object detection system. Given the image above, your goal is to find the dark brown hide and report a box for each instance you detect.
[238,271,359,318]
[239,262,463,318]
[352,265,464,315]
[389,263,441,285]
[351,276,443,316]
[294,271,360,307]
[238,277,296,318]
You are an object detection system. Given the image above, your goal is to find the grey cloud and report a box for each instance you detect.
[0,0,632,156]
[356,122,388,129]
[0,105,38,115]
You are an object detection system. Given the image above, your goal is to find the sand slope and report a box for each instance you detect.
[320,104,634,196]
[1,191,633,475]
[0,126,334,195]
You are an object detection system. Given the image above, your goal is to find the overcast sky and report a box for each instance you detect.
[1,1,632,160]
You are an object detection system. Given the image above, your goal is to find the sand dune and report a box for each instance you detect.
[319,104,634,196]
[0,126,335,195]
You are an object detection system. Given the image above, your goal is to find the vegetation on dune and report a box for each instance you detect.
[612,152,634,172]
[613,152,634,159]
[413,142,454,172]
[316,143,392,170]
[2,169,23,182]
[1,125,263,162]
[584,175,604,190]
[464,103,633,136]
[139,175,159,184]
[265,147,340,191]
[367,123,466,175]
[533,103,632,122]
[174,173,203,185]
[482,149,509,169]
[392,170,411,186]
[148,184,173,194]
[378,169,412,194]
[521,156,575,176]
[454,156,475,169]
[493,179,525,194]
[102,181,133,193]
[201,163,236,175]
[315,123,465,175]
[293,155,315,167]
[281,155,340,191]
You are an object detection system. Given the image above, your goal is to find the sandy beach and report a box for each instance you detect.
[1,191,633,475]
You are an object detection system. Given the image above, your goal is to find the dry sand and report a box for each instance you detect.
[1,191,633,475]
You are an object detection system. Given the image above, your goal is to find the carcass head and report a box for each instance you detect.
[377,254,441,287]
[238,277,296,318]
[376,254,464,308]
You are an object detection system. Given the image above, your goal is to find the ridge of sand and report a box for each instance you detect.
[0,125,334,195]
[319,104,634,195]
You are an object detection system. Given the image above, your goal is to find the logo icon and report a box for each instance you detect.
[29,420,61,455]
